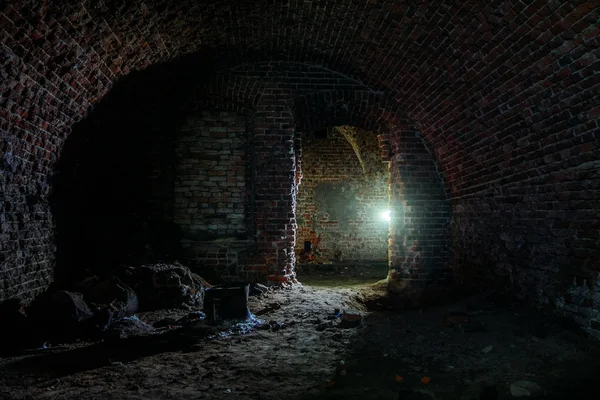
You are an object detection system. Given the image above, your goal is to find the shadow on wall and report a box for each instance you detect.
[49,59,210,283]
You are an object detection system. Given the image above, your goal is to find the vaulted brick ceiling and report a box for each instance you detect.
[2,0,598,197]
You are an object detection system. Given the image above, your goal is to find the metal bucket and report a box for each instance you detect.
[203,283,250,322]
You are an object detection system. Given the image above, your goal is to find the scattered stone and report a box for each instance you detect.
[482,345,494,354]
[510,380,542,397]
[104,315,156,340]
[249,283,269,296]
[258,323,271,330]
[267,320,288,331]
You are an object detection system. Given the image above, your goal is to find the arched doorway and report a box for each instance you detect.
[295,126,390,287]
[289,91,452,292]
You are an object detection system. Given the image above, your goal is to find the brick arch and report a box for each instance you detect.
[288,90,401,135]
[288,89,451,195]
[48,58,265,284]
[189,73,266,114]
[287,91,452,290]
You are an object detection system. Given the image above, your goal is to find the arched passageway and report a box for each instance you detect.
[1,2,600,399]
[0,0,598,334]
[294,126,391,286]
[47,57,451,295]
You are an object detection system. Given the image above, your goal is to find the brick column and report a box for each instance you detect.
[246,97,298,283]
[380,128,452,293]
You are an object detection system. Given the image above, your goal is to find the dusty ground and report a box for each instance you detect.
[1,277,599,400]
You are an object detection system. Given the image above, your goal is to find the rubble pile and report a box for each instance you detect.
[0,262,216,355]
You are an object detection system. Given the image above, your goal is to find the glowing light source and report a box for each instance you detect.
[380,210,391,222]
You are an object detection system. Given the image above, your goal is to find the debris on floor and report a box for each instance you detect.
[339,311,362,328]
[1,278,599,400]
[482,345,494,354]
[510,380,543,397]
[103,315,156,340]
[250,283,270,296]
[130,262,207,310]
[254,302,281,316]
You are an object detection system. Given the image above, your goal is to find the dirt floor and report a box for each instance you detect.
[1,277,599,400]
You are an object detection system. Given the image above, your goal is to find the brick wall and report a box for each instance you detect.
[172,111,257,283]
[295,128,388,264]
[450,159,600,333]
[174,111,248,242]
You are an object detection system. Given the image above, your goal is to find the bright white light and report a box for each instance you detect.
[380,210,391,222]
